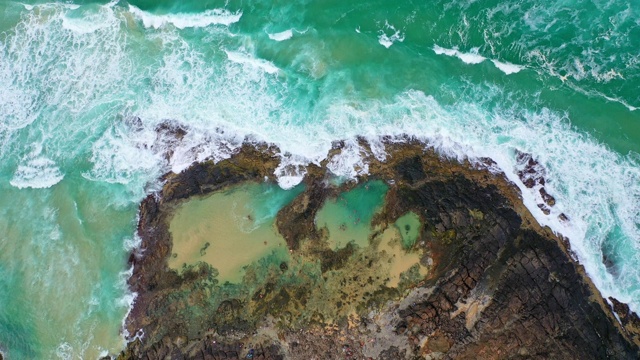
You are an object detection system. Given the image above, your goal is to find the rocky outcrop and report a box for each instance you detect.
[610,297,640,347]
[118,140,640,359]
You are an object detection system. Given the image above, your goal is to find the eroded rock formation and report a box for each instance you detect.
[117,140,640,359]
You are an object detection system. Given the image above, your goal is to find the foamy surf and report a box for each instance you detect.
[225,50,280,74]
[326,139,370,179]
[61,3,118,34]
[274,155,308,189]
[491,60,525,75]
[433,45,486,64]
[267,29,294,41]
[10,157,64,189]
[128,5,241,29]
[378,21,404,48]
[61,16,111,34]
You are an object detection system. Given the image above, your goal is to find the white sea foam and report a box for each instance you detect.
[3,4,640,357]
[432,45,458,57]
[61,3,118,34]
[433,45,486,64]
[118,265,138,341]
[434,45,527,74]
[456,50,486,64]
[128,5,241,29]
[55,342,73,360]
[275,174,305,190]
[61,15,112,34]
[378,21,404,48]
[267,29,293,41]
[123,234,143,252]
[326,139,369,179]
[491,59,525,74]
[10,157,64,189]
[225,50,280,74]
[84,124,164,191]
[274,155,308,189]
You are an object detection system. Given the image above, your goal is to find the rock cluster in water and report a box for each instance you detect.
[115,138,640,359]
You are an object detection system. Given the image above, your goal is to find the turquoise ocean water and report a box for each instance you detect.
[0,0,639,357]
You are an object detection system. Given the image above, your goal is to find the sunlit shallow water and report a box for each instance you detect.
[165,180,429,320]
[315,181,388,250]
[169,182,302,283]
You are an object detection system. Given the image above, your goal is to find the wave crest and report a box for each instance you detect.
[128,5,241,29]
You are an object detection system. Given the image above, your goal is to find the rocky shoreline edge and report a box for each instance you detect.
[112,137,640,359]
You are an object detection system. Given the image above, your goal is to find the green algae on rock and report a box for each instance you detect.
[119,141,640,360]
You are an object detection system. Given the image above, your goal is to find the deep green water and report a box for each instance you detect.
[316,180,388,249]
[0,0,639,358]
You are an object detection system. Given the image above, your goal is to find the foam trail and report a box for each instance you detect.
[10,157,64,189]
[61,4,117,34]
[491,60,525,74]
[564,81,639,112]
[128,5,242,29]
[225,50,280,74]
[433,45,486,64]
[274,154,308,189]
[267,29,293,41]
[378,21,404,48]
[434,45,526,74]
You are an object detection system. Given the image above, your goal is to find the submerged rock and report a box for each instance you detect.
[515,150,557,215]
[117,140,640,359]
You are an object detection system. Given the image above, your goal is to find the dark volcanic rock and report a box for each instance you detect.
[275,175,329,250]
[117,140,640,359]
[515,150,556,215]
[610,297,640,346]
[396,155,427,184]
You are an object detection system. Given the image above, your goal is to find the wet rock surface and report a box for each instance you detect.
[610,297,640,346]
[118,141,640,359]
[514,151,560,218]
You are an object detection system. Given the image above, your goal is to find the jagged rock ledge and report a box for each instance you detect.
[116,138,640,359]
